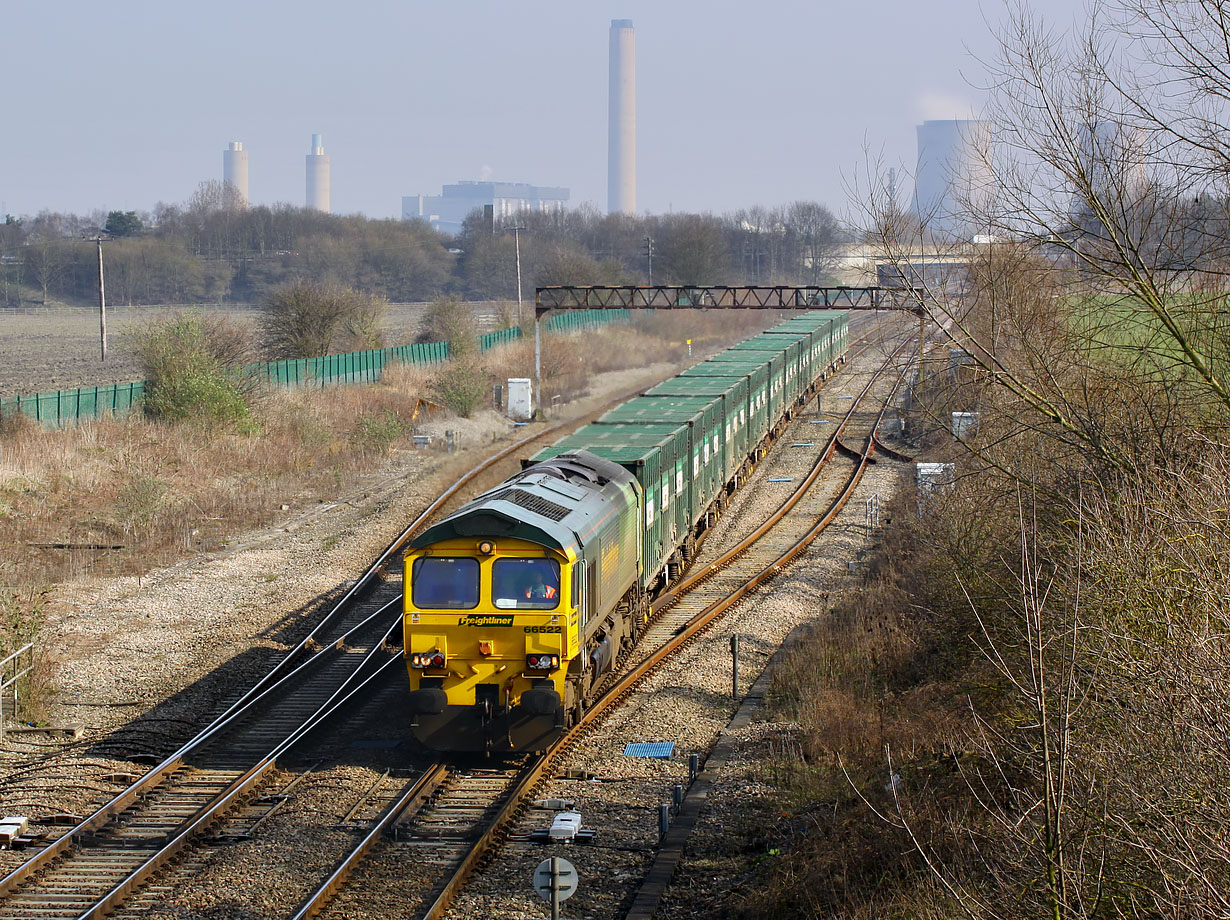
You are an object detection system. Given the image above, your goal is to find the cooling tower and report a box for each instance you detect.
[912,119,992,241]
[608,19,636,215]
[222,141,249,206]
[1076,121,1148,206]
[306,133,331,213]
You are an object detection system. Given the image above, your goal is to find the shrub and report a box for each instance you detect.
[115,468,167,538]
[420,297,479,354]
[430,357,487,418]
[262,280,388,358]
[0,407,37,440]
[350,410,406,456]
[131,312,252,426]
[0,584,45,652]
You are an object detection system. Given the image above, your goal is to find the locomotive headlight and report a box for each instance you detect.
[412,651,447,669]
[477,540,496,555]
[526,653,560,671]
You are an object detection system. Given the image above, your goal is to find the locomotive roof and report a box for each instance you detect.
[408,450,638,553]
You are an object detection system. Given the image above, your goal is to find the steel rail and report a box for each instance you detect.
[0,389,638,904]
[1,363,755,918]
[287,764,452,920]
[0,596,401,901]
[272,318,900,920]
[650,335,912,616]
[613,364,914,920]
[416,757,547,920]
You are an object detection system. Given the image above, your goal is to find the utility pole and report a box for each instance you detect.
[645,235,654,285]
[89,235,108,361]
[505,225,526,323]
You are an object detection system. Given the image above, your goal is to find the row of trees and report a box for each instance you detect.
[0,189,845,308]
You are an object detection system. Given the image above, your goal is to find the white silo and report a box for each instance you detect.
[912,119,992,240]
[607,19,636,216]
[222,141,249,206]
[306,133,331,213]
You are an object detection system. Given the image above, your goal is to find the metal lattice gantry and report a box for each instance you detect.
[535,284,901,313]
[524,284,920,418]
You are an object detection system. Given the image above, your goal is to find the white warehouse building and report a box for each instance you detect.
[402,181,570,236]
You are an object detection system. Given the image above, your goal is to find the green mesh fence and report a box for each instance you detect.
[252,341,451,389]
[546,309,631,332]
[1,310,628,428]
[479,327,522,351]
[0,382,146,427]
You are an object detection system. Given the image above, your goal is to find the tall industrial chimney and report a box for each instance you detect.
[306,133,331,213]
[222,141,249,206]
[608,19,636,215]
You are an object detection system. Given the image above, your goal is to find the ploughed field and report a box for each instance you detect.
[0,303,486,398]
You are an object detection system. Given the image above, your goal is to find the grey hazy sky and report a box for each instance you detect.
[1,0,1082,222]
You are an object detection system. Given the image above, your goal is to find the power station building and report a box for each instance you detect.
[608,19,636,215]
[402,181,570,235]
[222,141,249,206]
[912,119,992,241]
[306,133,331,213]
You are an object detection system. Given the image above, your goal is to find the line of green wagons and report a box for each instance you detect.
[529,310,850,590]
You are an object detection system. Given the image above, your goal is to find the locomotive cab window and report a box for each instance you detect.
[411,557,480,609]
[493,558,561,610]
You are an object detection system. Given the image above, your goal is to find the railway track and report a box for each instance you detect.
[288,319,913,920]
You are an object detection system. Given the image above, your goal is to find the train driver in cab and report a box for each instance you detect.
[491,557,561,609]
[525,571,557,602]
[518,559,559,608]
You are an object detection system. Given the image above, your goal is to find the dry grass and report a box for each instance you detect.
[0,310,764,624]
[0,376,427,592]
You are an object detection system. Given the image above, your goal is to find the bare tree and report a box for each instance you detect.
[836,5,1230,916]
[786,200,843,284]
[22,212,70,305]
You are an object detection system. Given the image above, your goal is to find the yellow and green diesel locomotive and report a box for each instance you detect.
[404,451,646,753]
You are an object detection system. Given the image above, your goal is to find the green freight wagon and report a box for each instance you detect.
[766,311,847,369]
[596,397,721,524]
[703,350,788,433]
[761,319,833,384]
[726,334,808,403]
[531,422,689,586]
[644,375,748,487]
[678,361,765,455]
